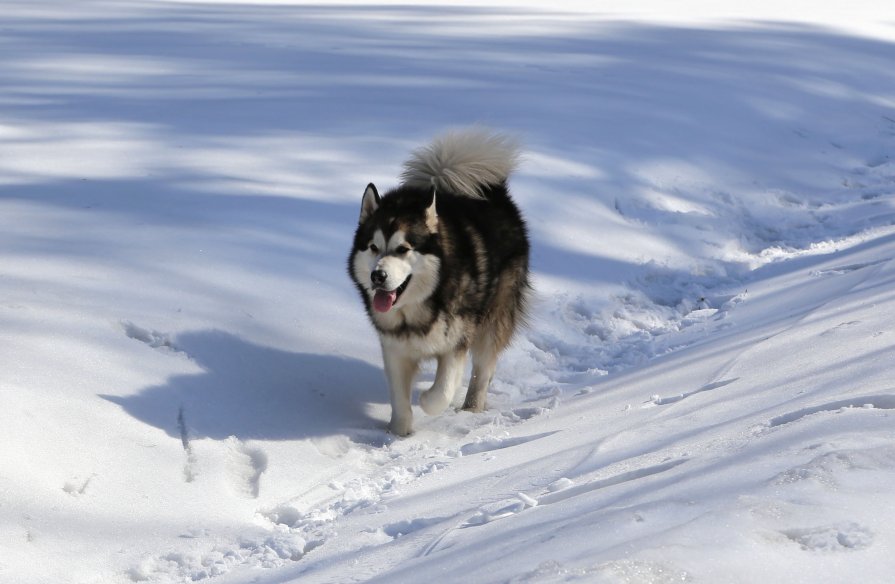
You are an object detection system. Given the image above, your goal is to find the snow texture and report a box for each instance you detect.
[1,1,895,583]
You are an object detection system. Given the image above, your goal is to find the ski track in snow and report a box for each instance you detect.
[459,457,690,530]
[459,432,559,456]
[647,378,739,407]
[768,395,895,428]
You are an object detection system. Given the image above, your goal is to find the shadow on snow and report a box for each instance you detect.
[101,329,388,441]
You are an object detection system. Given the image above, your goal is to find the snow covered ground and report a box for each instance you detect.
[2,1,895,582]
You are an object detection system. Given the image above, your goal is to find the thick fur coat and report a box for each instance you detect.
[348,129,530,436]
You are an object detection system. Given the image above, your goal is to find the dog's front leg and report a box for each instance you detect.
[382,344,419,436]
[419,348,467,415]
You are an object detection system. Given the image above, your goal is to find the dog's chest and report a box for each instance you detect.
[378,311,471,359]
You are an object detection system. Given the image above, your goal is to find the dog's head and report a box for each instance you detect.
[349,183,441,314]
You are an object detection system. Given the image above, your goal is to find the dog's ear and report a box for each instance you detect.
[425,184,438,232]
[359,183,380,223]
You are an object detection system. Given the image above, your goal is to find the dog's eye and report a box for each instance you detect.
[369,244,379,253]
[395,245,411,255]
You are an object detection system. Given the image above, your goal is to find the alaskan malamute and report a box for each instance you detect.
[348,128,530,436]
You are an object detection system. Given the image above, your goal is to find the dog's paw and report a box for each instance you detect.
[461,398,487,413]
[388,417,413,437]
[419,389,450,416]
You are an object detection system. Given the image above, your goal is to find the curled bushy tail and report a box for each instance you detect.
[401,127,520,199]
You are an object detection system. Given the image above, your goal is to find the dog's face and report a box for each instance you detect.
[350,184,441,315]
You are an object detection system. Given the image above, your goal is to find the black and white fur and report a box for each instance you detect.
[348,128,530,436]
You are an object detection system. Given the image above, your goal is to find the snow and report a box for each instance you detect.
[1,1,895,582]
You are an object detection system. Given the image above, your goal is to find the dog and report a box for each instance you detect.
[348,128,531,436]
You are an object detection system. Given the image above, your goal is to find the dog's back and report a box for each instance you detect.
[404,129,528,331]
[401,128,530,409]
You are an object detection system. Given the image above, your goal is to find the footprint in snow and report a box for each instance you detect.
[377,516,453,539]
[63,474,95,497]
[226,437,268,499]
[462,494,538,527]
[121,321,189,357]
[781,522,874,552]
[773,445,895,488]
[503,406,546,422]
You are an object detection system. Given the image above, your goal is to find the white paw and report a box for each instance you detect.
[419,389,450,415]
[389,415,413,437]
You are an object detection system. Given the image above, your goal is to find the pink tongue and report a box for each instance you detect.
[373,289,397,313]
